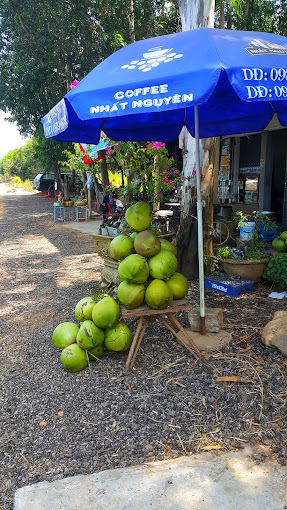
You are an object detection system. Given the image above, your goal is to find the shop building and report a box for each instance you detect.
[218,120,287,228]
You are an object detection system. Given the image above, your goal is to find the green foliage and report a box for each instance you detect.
[263,253,287,290]
[61,144,89,175]
[216,246,234,259]
[244,250,269,260]
[0,0,180,175]
[216,242,268,261]
[0,139,42,180]
[11,176,34,192]
[106,141,181,202]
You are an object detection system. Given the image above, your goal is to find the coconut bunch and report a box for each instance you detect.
[109,201,189,310]
[51,296,133,373]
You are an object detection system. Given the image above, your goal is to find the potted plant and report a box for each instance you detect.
[254,212,277,242]
[216,241,270,282]
[235,211,256,241]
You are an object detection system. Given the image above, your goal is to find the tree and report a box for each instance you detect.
[0,0,179,182]
[174,0,217,279]
[0,139,42,179]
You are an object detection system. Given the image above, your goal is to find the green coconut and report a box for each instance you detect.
[117,281,145,309]
[148,250,178,280]
[109,234,134,260]
[88,344,104,361]
[134,230,161,258]
[160,238,177,256]
[92,297,120,329]
[118,254,149,283]
[125,202,152,231]
[76,320,104,350]
[52,322,79,349]
[272,237,287,252]
[60,344,88,372]
[280,231,287,242]
[130,232,138,242]
[104,321,133,351]
[145,279,173,309]
[166,272,189,299]
[74,297,96,322]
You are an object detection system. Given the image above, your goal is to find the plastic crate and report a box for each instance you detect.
[204,275,254,297]
[258,228,277,242]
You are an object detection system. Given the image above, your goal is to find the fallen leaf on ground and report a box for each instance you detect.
[215,376,251,383]
[202,444,223,451]
[124,381,131,392]
[39,420,47,427]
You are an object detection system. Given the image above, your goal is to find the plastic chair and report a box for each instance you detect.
[44,190,50,200]
[54,190,59,201]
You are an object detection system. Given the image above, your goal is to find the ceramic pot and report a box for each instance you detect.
[221,258,269,282]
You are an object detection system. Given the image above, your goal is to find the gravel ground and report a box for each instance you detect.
[1,190,287,509]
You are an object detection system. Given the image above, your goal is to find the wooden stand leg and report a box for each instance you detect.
[158,315,198,358]
[166,313,205,362]
[125,316,149,374]
[128,318,148,372]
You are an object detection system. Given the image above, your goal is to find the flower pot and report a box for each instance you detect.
[221,258,269,282]
[91,234,113,259]
[239,221,255,241]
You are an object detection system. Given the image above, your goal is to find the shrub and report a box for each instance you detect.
[263,253,287,290]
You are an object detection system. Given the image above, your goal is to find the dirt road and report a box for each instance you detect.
[0,190,286,510]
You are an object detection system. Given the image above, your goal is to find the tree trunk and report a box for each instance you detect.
[100,151,109,191]
[219,0,225,29]
[53,162,64,193]
[88,188,92,218]
[81,171,87,200]
[128,0,136,43]
[176,0,216,279]
[242,0,249,30]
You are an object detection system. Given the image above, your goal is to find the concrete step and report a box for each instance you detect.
[14,447,287,510]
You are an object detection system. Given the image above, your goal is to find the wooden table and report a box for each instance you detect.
[121,299,205,374]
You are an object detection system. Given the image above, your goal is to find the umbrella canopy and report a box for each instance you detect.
[42,28,287,142]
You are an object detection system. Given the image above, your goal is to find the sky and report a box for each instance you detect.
[0,112,30,159]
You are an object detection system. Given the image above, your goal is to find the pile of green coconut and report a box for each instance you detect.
[52,201,189,373]
[112,201,188,310]
[52,295,132,373]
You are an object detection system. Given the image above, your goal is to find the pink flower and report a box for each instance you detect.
[165,171,169,176]
[173,192,177,195]
[163,177,169,184]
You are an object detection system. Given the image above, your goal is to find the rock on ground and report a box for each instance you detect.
[261,310,287,356]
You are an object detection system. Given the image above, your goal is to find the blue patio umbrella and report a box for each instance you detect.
[42,28,287,331]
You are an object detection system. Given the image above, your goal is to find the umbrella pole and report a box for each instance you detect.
[194,105,206,335]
